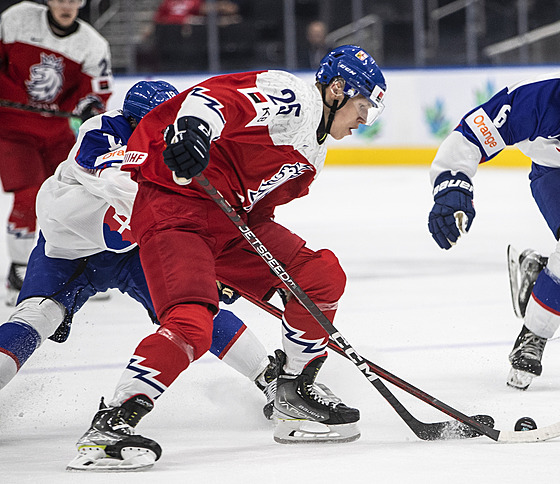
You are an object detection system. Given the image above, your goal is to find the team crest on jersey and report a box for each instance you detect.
[25,53,64,103]
[102,207,135,250]
[245,162,312,211]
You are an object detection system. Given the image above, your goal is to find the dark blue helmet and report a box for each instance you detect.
[316,45,386,124]
[122,80,178,123]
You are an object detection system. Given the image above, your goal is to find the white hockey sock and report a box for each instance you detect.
[0,352,18,390]
[220,328,270,381]
[525,297,560,339]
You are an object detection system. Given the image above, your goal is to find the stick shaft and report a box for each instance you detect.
[0,99,75,118]
[195,173,499,441]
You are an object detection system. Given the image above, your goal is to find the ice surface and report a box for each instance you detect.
[2,165,560,483]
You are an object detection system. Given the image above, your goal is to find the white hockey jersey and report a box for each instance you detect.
[36,110,138,259]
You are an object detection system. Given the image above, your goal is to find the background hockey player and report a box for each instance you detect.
[70,44,387,470]
[0,0,113,304]
[427,72,560,390]
[0,81,283,448]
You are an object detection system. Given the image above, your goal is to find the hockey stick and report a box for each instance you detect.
[239,291,492,440]
[193,173,560,443]
[0,98,76,118]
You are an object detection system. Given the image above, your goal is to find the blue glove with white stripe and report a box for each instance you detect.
[428,171,475,250]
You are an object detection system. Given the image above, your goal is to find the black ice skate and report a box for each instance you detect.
[255,349,286,420]
[507,325,547,390]
[273,355,360,444]
[507,246,547,318]
[67,394,161,472]
[5,262,25,307]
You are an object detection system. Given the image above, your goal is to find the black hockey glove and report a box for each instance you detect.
[163,116,211,181]
[74,96,104,122]
[428,170,475,250]
[217,281,241,305]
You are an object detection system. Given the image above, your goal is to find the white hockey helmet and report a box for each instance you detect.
[46,0,87,8]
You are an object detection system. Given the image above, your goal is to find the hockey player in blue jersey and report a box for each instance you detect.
[427,72,560,390]
[0,80,282,422]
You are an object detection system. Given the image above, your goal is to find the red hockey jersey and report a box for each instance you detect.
[0,1,113,138]
[123,70,327,217]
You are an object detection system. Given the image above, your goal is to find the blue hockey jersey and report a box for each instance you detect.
[430,72,560,184]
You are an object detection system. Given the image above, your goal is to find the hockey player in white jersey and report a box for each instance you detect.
[0,80,284,443]
[427,72,560,390]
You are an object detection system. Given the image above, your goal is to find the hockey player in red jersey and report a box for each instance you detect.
[0,0,113,305]
[70,45,386,470]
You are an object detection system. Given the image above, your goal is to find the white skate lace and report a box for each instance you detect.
[100,409,135,435]
[306,382,342,407]
[263,380,276,403]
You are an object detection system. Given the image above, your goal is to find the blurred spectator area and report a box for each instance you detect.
[3,1,560,73]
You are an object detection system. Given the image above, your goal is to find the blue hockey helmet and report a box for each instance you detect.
[122,80,179,123]
[316,45,386,125]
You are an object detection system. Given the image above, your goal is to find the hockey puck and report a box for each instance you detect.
[514,417,537,432]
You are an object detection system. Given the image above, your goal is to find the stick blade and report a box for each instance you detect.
[415,414,495,441]
[498,420,560,443]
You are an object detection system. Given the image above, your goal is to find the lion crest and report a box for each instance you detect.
[25,53,64,103]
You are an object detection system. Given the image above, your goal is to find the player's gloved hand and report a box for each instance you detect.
[428,170,475,250]
[217,281,240,305]
[163,116,211,182]
[74,96,104,122]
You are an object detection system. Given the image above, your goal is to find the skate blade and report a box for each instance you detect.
[507,245,523,318]
[506,368,535,390]
[273,419,360,444]
[66,446,156,472]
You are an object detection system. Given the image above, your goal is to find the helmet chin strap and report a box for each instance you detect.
[317,84,349,144]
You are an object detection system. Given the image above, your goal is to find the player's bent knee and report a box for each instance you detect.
[295,248,347,303]
[9,297,66,343]
[160,303,214,360]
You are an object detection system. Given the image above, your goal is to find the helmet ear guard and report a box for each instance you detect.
[122,80,179,124]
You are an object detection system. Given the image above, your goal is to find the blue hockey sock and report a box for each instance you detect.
[533,269,560,314]
[210,309,245,358]
[0,321,41,369]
